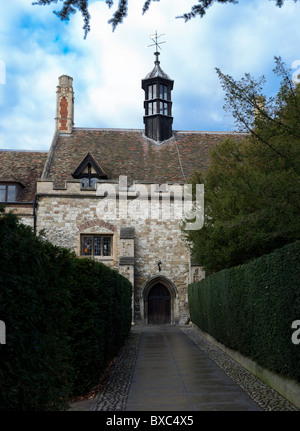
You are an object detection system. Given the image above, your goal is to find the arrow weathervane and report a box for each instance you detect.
[146,31,167,52]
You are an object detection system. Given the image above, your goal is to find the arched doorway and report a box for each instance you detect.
[141,276,178,325]
[148,283,171,324]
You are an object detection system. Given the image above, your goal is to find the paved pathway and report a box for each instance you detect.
[73,325,297,411]
[125,325,261,411]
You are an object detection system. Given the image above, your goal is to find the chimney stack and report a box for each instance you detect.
[55,75,74,134]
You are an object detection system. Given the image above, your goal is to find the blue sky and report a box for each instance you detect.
[0,0,300,150]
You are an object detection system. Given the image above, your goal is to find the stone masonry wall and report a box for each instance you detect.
[36,180,201,324]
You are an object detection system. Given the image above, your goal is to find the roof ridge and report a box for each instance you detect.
[71,127,246,135]
[175,130,247,135]
[73,127,144,132]
[0,149,48,152]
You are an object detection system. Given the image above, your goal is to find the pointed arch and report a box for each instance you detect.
[141,275,178,325]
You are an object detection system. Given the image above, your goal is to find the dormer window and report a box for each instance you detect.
[80,163,98,188]
[0,183,22,203]
[81,176,97,188]
[72,152,108,187]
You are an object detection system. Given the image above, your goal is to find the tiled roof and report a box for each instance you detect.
[43,128,247,186]
[0,150,48,202]
[0,128,247,200]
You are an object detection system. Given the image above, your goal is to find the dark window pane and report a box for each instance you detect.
[7,185,16,202]
[159,84,163,99]
[81,177,89,187]
[159,102,168,115]
[159,84,167,100]
[0,185,5,202]
[90,177,97,187]
[149,84,156,99]
[94,237,102,256]
[82,237,92,256]
[103,237,111,256]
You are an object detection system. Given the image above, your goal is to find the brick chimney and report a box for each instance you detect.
[55,75,74,133]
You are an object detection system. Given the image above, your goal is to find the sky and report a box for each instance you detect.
[0,0,300,151]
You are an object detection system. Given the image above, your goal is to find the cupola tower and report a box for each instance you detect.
[142,37,174,142]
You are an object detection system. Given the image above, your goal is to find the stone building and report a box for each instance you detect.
[0,52,245,325]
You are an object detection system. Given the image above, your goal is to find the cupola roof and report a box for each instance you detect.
[144,52,171,80]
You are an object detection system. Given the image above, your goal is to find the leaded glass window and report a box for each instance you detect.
[82,236,93,256]
[81,235,112,257]
[94,237,102,256]
[103,237,111,256]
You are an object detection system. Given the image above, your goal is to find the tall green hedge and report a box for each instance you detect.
[189,241,300,382]
[70,258,132,395]
[0,210,132,410]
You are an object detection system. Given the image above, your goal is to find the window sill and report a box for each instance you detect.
[79,255,114,261]
[80,186,96,191]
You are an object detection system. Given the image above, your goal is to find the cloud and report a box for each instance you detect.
[0,0,300,149]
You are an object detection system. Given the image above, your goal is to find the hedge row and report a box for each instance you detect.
[0,210,132,410]
[189,240,300,383]
[70,258,132,396]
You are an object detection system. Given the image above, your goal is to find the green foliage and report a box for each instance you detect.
[70,258,132,395]
[189,241,300,382]
[183,58,300,273]
[0,210,74,410]
[0,209,132,410]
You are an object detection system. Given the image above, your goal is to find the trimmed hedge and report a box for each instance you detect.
[70,258,132,395]
[0,210,132,410]
[189,241,300,383]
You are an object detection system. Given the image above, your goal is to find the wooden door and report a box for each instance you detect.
[148,283,171,324]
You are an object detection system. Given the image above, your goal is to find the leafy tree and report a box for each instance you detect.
[32,0,299,38]
[182,57,300,273]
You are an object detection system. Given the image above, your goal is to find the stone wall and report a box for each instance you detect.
[36,180,203,324]
[3,205,34,228]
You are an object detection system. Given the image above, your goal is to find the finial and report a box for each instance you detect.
[146,31,166,62]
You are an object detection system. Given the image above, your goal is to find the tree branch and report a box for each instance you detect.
[33,0,300,37]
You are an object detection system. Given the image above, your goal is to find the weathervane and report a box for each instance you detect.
[146,31,166,61]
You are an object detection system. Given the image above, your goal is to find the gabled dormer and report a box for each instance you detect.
[142,51,174,142]
[72,152,108,187]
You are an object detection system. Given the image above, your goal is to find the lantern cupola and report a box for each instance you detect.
[142,47,174,142]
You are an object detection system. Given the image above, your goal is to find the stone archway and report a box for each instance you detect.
[142,276,178,325]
